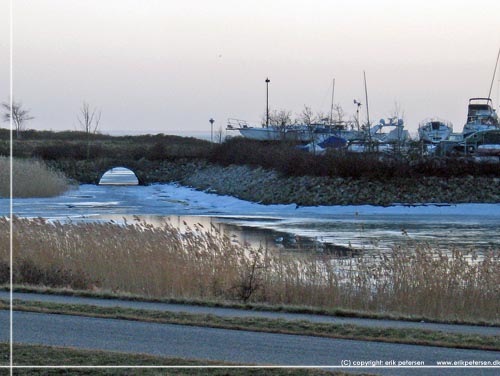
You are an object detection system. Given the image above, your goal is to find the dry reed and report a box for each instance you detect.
[0,157,70,198]
[1,216,499,323]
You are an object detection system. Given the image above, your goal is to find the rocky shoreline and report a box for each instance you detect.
[180,163,500,206]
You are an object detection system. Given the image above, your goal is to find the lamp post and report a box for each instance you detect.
[353,99,362,133]
[265,77,270,128]
[209,118,215,143]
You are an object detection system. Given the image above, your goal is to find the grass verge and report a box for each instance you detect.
[0,343,359,375]
[3,285,500,328]
[2,299,499,351]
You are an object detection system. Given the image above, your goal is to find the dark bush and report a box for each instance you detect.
[209,138,500,179]
[14,258,93,289]
[147,142,168,161]
[33,142,106,160]
[0,260,9,284]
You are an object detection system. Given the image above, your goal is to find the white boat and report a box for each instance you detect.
[418,118,453,144]
[227,119,359,142]
[369,118,409,143]
[237,126,283,141]
[226,119,283,141]
[462,98,499,137]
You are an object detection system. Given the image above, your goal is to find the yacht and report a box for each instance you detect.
[418,118,453,144]
[462,98,499,137]
[369,118,409,143]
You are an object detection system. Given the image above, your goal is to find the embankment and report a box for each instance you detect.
[180,163,500,206]
[47,158,500,206]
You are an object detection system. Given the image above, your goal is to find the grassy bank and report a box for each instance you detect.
[3,299,498,351]
[1,130,211,161]
[1,344,349,375]
[1,217,499,324]
[6,284,500,326]
[0,157,70,198]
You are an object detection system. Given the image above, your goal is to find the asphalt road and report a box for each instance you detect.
[0,311,499,376]
[1,291,499,337]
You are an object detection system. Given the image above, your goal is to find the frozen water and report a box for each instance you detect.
[1,183,499,252]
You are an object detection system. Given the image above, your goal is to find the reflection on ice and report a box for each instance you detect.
[1,183,500,253]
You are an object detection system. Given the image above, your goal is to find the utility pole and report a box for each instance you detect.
[265,77,270,128]
[353,99,362,133]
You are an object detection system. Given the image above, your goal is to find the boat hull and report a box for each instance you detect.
[237,127,283,141]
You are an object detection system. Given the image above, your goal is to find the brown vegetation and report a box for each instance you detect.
[0,157,70,198]
[1,217,499,323]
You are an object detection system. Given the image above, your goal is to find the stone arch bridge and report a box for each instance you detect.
[47,158,197,186]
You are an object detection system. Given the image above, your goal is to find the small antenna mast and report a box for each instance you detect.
[329,78,335,126]
[487,47,500,99]
[363,71,370,127]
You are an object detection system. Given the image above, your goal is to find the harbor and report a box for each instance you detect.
[226,49,500,158]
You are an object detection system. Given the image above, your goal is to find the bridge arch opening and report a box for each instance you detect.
[98,167,139,186]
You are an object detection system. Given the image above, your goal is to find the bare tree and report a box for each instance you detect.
[77,102,102,159]
[1,100,34,139]
[78,102,101,135]
[261,108,293,126]
[388,101,406,155]
[215,126,224,143]
[269,109,293,127]
[333,104,346,125]
[299,105,316,149]
[260,109,293,139]
[299,105,315,126]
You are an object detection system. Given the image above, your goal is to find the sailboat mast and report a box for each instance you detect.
[363,71,372,148]
[487,47,500,99]
[329,78,335,126]
[497,68,500,110]
[364,71,371,129]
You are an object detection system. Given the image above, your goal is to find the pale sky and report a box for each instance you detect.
[1,0,500,136]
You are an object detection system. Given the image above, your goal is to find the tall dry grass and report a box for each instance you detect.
[0,157,70,198]
[1,216,499,323]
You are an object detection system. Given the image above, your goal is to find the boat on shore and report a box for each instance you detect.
[227,118,362,143]
[418,118,453,144]
[227,119,311,141]
[369,118,409,143]
[462,98,499,137]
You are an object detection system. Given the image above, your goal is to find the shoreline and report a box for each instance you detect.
[179,163,500,207]
[44,158,500,207]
